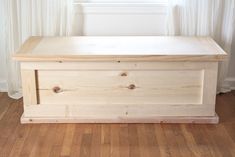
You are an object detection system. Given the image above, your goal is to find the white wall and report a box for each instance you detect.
[0,3,235,91]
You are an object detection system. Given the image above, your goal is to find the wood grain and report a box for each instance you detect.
[21,70,38,106]
[13,36,227,62]
[0,92,235,157]
[37,69,203,105]
[15,37,222,123]
[20,61,218,122]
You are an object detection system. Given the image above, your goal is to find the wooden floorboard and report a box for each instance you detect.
[0,92,235,157]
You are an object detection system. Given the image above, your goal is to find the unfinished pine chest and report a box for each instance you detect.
[13,36,226,124]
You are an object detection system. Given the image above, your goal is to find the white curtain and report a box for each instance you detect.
[166,0,235,93]
[0,0,74,99]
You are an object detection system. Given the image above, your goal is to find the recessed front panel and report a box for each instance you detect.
[37,70,203,105]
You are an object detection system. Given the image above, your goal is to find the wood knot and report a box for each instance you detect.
[53,86,62,93]
[128,84,136,90]
[120,72,127,77]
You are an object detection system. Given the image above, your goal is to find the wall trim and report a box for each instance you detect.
[0,79,7,92]
[74,3,167,14]
[224,77,235,90]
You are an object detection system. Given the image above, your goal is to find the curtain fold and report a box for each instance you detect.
[166,0,235,93]
[0,0,74,99]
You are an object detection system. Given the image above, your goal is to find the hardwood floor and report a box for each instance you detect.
[0,91,235,157]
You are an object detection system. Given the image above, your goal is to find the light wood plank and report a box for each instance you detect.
[20,114,219,124]
[22,103,216,117]
[37,70,203,105]
[21,70,38,106]
[16,37,42,54]
[202,62,218,109]
[20,61,219,70]
[13,36,227,62]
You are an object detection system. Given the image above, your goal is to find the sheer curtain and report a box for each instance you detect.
[0,0,74,99]
[166,0,235,93]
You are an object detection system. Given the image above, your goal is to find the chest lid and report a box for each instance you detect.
[13,36,227,62]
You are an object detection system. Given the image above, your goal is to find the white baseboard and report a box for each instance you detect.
[224,77,235,90]
[0,79,7,92]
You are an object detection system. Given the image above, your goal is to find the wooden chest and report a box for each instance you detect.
[13,36,226,123]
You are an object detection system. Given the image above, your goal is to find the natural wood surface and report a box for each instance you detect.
[20,61,218,121]
[21,114,219,124]
[0,92,235,157]
[13,36,227,61]
[37,70,202,105]
[15,37,223,123]
[21,70,38,106]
